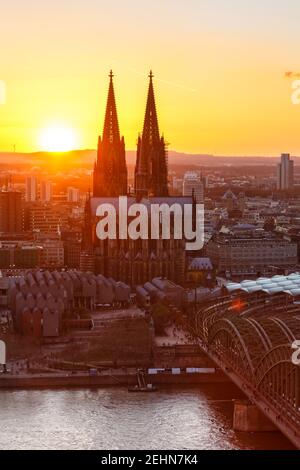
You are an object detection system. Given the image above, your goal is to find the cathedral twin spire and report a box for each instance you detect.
[93,70,169,199]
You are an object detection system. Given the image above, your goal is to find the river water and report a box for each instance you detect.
[0,385,294,450]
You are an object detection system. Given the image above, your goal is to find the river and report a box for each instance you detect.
[0,385,294,450]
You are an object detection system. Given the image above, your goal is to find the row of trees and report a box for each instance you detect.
[151,302,184,335]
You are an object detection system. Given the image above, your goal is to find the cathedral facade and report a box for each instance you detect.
[83,71,189,286]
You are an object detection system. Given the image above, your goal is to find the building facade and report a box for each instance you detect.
[26,176,38,202]
[183,171,204,204]
[0,243,41,269]
[0,191,23,233]
[40,181,53,202]
[67,187,80,203]
[24,202,69,233]
[277,153,294,190]
[35,234,65,268]
[207,230,297,277]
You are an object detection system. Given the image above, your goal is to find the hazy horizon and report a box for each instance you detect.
[0,149,298,171]
[1,0,300,155]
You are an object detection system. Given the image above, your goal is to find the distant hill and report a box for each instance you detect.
[0,150,298,168]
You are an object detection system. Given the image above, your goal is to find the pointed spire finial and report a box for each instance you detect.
[141,69,159,143]
[102,70,120,143]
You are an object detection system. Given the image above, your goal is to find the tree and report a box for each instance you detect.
[264,217,276,232]
[151,303,173,335]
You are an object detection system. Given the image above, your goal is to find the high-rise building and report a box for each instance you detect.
[67,187,80,203]
[135,71,169,199]
[0,191,23,233]
[40,181,52,202]
[183,171,204,204]
[26,176,38,202]
[172,177,183,192]
[277,153,294,190]
[93,71,128,197]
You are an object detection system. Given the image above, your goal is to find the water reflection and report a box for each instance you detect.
[0,385,294,450]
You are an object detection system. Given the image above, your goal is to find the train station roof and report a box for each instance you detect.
[226,273,300,296]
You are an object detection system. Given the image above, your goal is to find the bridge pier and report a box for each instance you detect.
[233,400,276,433]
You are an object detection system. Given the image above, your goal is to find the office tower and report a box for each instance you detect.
[26,176,38,202]
[172,177,183,192]
[0,191,23,233]
[40,181,52,202]
[67,187,80,203]
[93,71,128,197]
[277,153,294,190]
[135,71,169,199]
[183,171,204,204]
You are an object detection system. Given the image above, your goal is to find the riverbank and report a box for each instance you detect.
[0,369,228,389]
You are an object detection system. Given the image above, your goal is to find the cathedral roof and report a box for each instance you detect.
[188,257,213,271]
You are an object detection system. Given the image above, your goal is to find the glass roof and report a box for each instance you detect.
[225,273,300,297]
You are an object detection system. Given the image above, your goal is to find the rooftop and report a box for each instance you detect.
[188,258,213,271]
[226,273,300,296]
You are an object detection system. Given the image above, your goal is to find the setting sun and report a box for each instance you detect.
[39,126,78,152]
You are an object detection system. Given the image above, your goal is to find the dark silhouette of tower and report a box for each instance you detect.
[135,71,169,199]
[93,71,128,197]
[84,71,187,285]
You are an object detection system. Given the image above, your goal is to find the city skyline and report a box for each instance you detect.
[1,0,300,155]
[1,0,300,455]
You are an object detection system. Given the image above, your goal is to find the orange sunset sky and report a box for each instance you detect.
[1,0,300,155]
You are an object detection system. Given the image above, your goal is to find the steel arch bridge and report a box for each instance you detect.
[191,293,300,448]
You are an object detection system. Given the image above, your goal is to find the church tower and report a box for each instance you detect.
[93,71,128,197]
[135,71,169,199]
